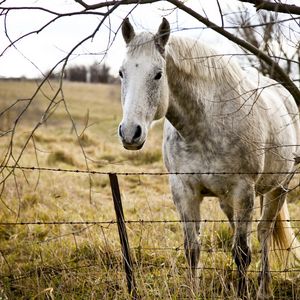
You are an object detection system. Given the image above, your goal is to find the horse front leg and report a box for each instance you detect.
[219,197,235,230]
[169,175,202,279]
[231,181,255,299]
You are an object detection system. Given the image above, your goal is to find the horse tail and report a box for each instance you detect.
[272,200,300,266]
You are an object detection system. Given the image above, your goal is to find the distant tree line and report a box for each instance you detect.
[49,62,118,84]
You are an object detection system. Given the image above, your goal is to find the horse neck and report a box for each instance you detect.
[165,58,218,140]
[164,40,244,140]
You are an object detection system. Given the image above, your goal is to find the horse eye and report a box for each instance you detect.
[154,72,162,80]
[119,70,123,78]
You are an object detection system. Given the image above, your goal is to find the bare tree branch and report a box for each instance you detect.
[216,0,224,28]
[168,0,300,105]
[73,0,300,16]
[73,0,160,10]
[238,0,300,15]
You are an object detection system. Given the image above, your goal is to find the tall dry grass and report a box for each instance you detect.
[0,80,299,299]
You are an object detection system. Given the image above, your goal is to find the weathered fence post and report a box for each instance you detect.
[109,173,138,299]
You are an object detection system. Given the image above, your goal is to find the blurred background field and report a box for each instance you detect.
[0,80,299,299]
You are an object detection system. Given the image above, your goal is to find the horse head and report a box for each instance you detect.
[118,18,170,150]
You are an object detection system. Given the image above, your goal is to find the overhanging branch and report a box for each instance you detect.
[167,0,300,105]
[238,0,300,15]
[74,0,160,10]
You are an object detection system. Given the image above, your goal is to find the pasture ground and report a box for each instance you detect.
[0,80,300,299]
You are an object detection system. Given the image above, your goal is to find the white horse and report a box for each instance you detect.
[118,18,300,299]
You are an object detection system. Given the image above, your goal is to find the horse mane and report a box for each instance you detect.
[166,36,244,85]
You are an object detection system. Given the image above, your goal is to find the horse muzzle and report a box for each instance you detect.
[118,123,146,151]
[122,140,145,151]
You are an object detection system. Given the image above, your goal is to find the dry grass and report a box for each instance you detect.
[0,80,299,299]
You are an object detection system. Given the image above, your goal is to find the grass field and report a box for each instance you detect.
[0,79,300,299]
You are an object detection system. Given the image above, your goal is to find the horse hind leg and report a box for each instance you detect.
[257,187,287,300]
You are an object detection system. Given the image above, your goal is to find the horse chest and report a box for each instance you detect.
[163,122,260,197]
[164,123,232,171]
[164,145,234,197]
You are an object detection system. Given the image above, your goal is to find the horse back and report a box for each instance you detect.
[244,71,300,192]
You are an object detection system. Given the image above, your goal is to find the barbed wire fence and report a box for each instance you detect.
[0,164,300,299]
[1,1,300,299]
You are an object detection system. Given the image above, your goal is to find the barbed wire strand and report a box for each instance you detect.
[1,164,300,176]
[1,218,300,225]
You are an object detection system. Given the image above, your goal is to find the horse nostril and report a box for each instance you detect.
[133,125,142,141]
[118,124,124,139]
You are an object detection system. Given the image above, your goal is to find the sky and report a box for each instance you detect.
[0,0,254,78]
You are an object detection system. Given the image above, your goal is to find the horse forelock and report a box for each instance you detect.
[126,32,162,58]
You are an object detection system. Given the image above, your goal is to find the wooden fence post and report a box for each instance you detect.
[109,173,138,299]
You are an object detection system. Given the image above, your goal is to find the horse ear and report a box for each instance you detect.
[122,18,135,45]
[155,18,170,50]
